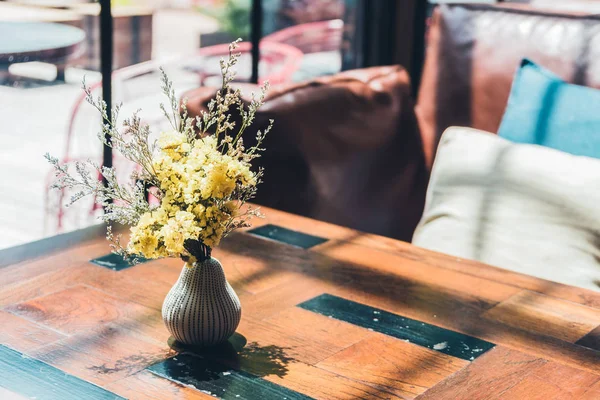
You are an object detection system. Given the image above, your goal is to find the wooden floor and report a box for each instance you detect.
[1,206,600,399]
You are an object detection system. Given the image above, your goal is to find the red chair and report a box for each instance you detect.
[263,19,343,54]
[44,61,169,233]
[189,41,303,86]
[263,19,344,81]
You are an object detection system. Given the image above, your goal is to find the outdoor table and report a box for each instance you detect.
[0,21,85,81]
[1,206,599,399]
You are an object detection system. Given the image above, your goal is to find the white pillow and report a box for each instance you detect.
[412,127,600,291]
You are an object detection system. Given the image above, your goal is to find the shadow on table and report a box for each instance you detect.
[168,333,295,379]
[234,342,295,378]
[218,229,600,389]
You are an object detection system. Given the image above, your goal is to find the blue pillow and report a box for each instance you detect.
[498,59,600,159]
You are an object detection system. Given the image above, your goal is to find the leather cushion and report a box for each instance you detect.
[183,66,428,241]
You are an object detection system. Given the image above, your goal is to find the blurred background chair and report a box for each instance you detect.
[263,19,343,81]
[185,40,303,86]
[44,58,197,233]
[183,65,427,242]
[263,19,342,53]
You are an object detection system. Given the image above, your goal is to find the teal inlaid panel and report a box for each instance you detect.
[298,294,495,361]
[575,326,600,352]
[90,253,149,271]
[247,224,328,249]
[147,353,313,400]
[0,345,124,400]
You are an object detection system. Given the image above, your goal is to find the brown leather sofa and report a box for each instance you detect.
[417,2,600,167]
[184,66,428,242]
[183,2,600,242]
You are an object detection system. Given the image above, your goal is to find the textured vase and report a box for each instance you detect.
[162,258,241,347]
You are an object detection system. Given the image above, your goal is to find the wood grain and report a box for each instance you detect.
[0,310,65,353]
[215,236,315,294]
[31,324,171,385]
[482,290,600,342]
[263,307,372,351]
[5,285,157,335]
[416,345,600,400]
[415,346,546,400]
[119,259,182,284]
[0,262,130,308]
[2,241,110,287]
[317,334,469,399]
[240,277,331,321]
[298,293,495,361]
[296,239,521,320]
[261,361,403,400]
[2,205,599,398]
[312,240,520,310]
[443,307,600,374]
[580,379,600,400]
[209,344,410,399]
[81,263,174,311]
[234,315,365,366]
[106,370,214,400]
[502,361,600,399]
[251,207,600,309]
[0,344,125,399]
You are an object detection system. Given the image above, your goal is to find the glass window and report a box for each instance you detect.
[260,0,346,83]
[0,0,365,249]
[0,1,101,248]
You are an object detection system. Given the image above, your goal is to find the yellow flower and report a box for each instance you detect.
[182,176,202,205]
[227,159,256,186]
[159,219,185,254]
[158,130,185,148]
[188,203,206,219]
[129,128,260,258]
[224,200,239,216]
[157,131,189,161]
[136,211,156,228]
[134,234,158,257]
[201,162,236,200]
[128,217,162,258]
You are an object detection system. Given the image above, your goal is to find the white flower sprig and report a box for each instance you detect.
[46,39,273,263]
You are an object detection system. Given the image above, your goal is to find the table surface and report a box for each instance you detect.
[1,206,599,399]
[0,21,85,64]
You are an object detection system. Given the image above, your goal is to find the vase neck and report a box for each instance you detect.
[183,239,212,262]
[196,245,212,262]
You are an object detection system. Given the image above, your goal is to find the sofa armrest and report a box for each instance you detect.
[181,66,428,241]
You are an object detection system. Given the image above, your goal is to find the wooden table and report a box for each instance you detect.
[1,207,599,399]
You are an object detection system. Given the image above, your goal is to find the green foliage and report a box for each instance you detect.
[201,0,251,40]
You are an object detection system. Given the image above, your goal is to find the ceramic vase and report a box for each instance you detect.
[162,257,241,347]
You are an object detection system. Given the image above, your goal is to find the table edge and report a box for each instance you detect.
[0,223,106,268]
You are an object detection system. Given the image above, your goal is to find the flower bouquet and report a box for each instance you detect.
[46,40,272,346]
